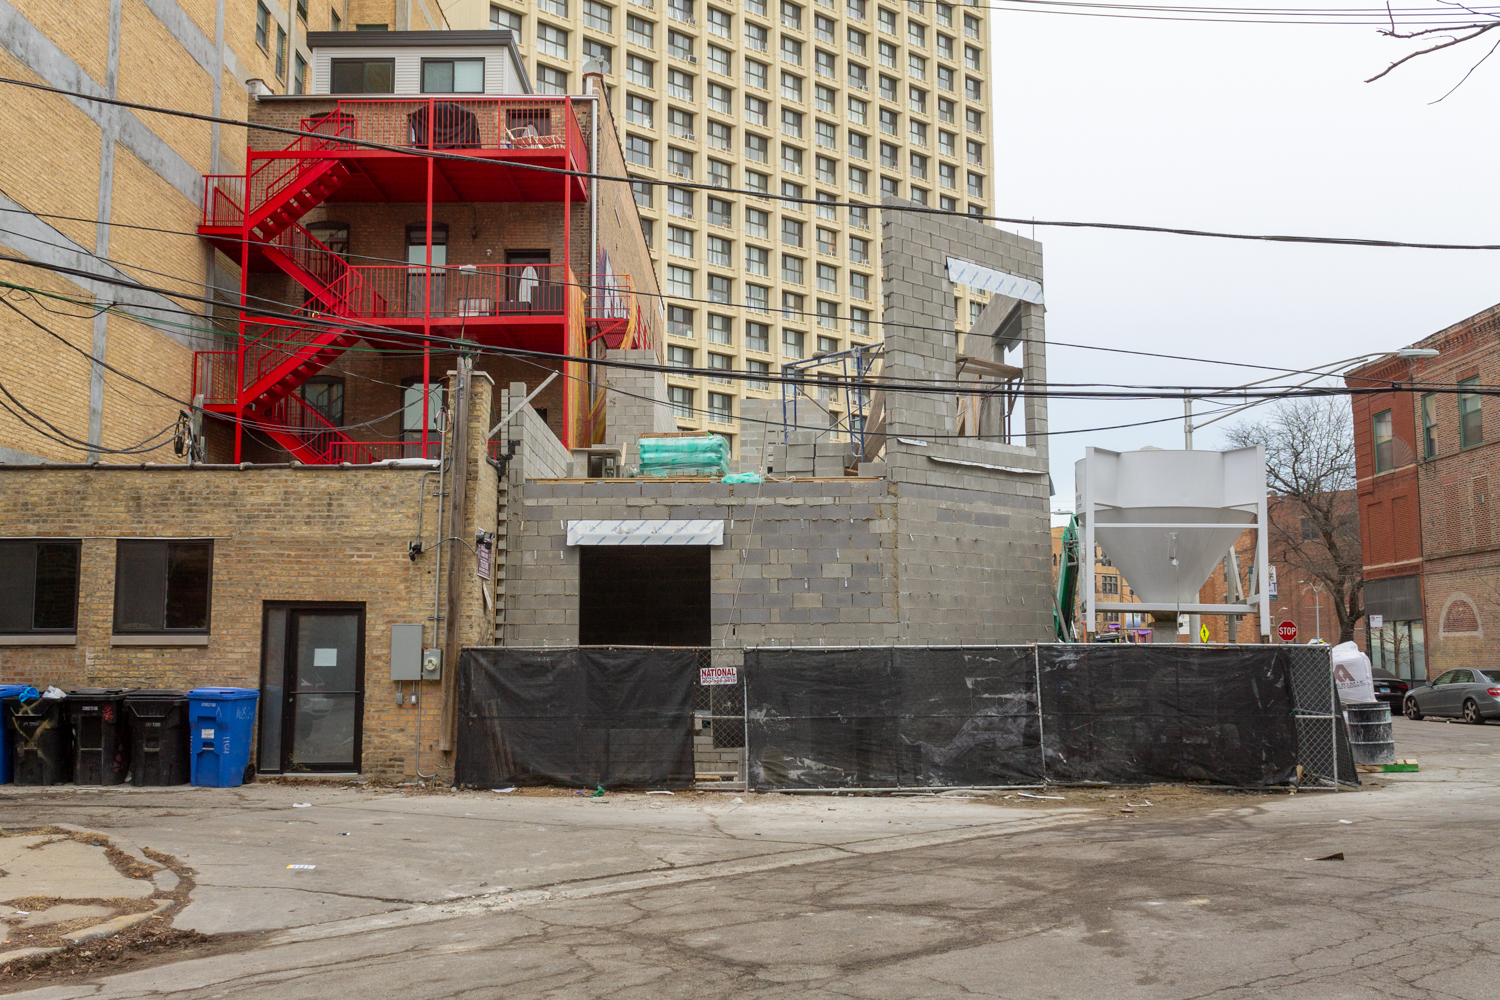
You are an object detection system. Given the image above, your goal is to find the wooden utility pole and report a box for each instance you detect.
[439,359,471,752]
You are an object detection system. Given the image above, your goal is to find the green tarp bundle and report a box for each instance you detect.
[639,435,731,477]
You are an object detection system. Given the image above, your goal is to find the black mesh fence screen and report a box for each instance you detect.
[746,647,1041,789]
[455,646,697,789]
[1036,644,1300,787]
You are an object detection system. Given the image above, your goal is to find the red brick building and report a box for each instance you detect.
[1348,303,1500,681]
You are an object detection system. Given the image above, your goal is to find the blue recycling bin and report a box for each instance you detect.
[187,688,259,787]
[0,685,33,783]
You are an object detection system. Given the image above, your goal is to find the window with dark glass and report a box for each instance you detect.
[113,540,213,634]
[1460,375,1483,447]
[0,540,81,634]
[1422,392,1438,459]
[1373,408,1394,473]
[331,58,395,93]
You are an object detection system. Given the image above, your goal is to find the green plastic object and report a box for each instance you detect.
[721,472,764,483]
[639,435,731,477]
[1054,514,1081,642]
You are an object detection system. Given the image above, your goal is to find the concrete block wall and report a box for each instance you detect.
[603,348,674,469]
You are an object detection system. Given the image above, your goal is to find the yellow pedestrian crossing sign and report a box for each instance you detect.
[1199,624,1211,643]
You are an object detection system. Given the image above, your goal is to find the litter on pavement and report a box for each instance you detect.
[1018,792,1066,800]
[287,864,317,870]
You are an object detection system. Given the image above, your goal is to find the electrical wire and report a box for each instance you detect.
[5,76,1500,251]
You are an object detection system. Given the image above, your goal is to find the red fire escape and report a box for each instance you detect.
[195,97,628,463]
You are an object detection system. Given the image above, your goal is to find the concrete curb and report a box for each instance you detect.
[60,899,174,946]
[0,946,64,965]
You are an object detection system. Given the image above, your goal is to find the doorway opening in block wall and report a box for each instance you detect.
[578,547,711,646]
[259,602,366,774]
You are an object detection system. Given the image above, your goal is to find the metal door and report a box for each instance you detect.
[259,603,365,773]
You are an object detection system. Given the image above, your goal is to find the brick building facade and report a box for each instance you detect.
[1348,303,1500,681]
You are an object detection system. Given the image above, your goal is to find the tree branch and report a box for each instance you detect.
[1366,22,1500,84]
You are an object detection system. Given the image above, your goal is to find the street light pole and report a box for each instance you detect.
[1301,580,1324,641]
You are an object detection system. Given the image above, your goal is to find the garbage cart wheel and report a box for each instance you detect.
[1404,698,1422,721]
[1463,699,1485,725]
[243,762,257,784]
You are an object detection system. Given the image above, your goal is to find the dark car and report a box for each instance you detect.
[1403,669,1500,724]
[1371,667,1412,711]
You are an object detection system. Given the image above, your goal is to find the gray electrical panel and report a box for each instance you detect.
[390,624,424,681]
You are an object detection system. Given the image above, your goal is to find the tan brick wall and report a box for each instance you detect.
[0,372,498,779]
[119,0,216,171]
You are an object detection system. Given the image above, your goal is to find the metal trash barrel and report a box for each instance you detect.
[1346,701,1396,765]
[125,690,190,786]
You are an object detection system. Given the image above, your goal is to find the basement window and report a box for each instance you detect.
[113,540,213,635]
[0,540,81,638]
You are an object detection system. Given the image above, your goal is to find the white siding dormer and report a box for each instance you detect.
[307,32,530,96]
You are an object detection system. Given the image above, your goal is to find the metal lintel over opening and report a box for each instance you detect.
[567,519,725,546]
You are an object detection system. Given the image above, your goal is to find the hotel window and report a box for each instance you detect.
[781,0,803,30]
[849,132,868,159]
[782,143,805,174]
[669,108,695,140]
[708,392,733,423]
[878,6,897,33]
[0,540,81,636]
[818,334,839,353]
[708,195,733,225]
[964,43,981,69]
[965,75,982,101]
[849,0,868,19]
[783,328,806,357]
[967,170,983,196]
[939,161,956,187]
[668,344,695,367]
[626,134,654,166]
[880,108,898,134]
[708,354,734,384]
[747,132,770,163]
[669,386,695,419]
[781,71,804,101]
[940,194,957,212]
[817,226,837,255]
[668,225,695,257]
[626,54,654,86]
[849,96,868,123]
[538,24,569,58]
[582,39,613,72]
[851,271,870,299]
[584,0,613,31]
[668,68,694,99]
[747,209,771,239]
[815,190,836,220]
[849,236,870,263]
[669,29,694,60]
[704,275,731,305]
[539,0,568,14]
[708,44,732,75]
[782,180,805,201]
[631,179,653,208]
[910,152,928,178]
[667,307,695,341]
[536,65,568,93]
[782,218,805,247]
[910,119,927,145]
[816,49,836,77]
[848,166,869,193]
[782,254,805,284]
[782,108,804,137]
[880,141,899,168]
[746,283,771,312]
[936,32,953,59]
[747,358,771,390]
[708,313,734,344]
[936,1,952,25]
[939,129,955,155]
[909,86,927,113]
[966,106,982,132]
[815,155,837,183]
[879,40,897,69]
[668,186,694,216]
[967,138,984,164]
[848,62,868,90]
[708,82,732,114]
[817,300,839,329]
[816,84,836,112]
[627,14,655,46]
[964,11,981,37]
[708,6,732,37]
[747,322,772,352]
[815,120,836,149]
[668,0,693,22]
[746,95,769,125]
[851,306,871,336]
[849,203,869,228]
[817,263,838,292]
[707,235,733,268]
[816,13,836,40]
[1373,409,1394,473]
[909,54,926,80]
[782,36,803,66]
[747,245,770,275]
[937,65,954,91]
[747,23,769,53]
[879,74,898,101]
[909,21,925,45]
[938,97,955,122]
[669,265,696,296]
[910,186,927,205]
[747,59,769,89]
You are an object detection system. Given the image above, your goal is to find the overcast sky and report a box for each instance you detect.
[983,9,1500,522]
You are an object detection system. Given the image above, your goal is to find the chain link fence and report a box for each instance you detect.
[691,648,747,788]
[1285,644,1361,788]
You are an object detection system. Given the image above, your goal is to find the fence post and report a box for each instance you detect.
[1033,643,1047,785]
[741,648,752,793]
[1330,647,1340,791]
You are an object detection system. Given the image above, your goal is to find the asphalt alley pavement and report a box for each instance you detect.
[4,715,1499,998]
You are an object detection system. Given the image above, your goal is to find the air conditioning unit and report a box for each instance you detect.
[688,54,698,63]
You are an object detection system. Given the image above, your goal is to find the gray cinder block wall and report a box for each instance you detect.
[604,348,675,469]
[499,206,1054,647]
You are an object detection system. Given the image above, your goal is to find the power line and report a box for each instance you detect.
[5,76,1500,252]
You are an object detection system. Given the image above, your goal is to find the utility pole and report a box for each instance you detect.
[1301,580,1324,641]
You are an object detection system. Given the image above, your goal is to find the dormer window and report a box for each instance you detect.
[331,58,394,93]
[422,58,485,93]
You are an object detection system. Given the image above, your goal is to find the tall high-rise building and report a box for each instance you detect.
[448,0,994,453]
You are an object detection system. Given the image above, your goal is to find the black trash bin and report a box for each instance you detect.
[4,692,71,785]
[124,690,190,786]
[66,688,131,785]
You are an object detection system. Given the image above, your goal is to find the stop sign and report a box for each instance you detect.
[1278,620,1298,642]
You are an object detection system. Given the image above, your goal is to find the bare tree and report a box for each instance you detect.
[1226,397,1365,645]
[1368,4,1500,102]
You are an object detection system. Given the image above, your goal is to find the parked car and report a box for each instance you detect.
[1403,669,1500,724]
[1371,667,1413,711]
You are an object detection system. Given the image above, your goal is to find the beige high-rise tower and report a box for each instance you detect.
[448,0,994,452]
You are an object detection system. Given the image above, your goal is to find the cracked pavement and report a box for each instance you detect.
[4,716,1498,998]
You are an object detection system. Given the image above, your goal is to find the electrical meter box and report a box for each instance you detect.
[389,624,424,681]
[421,647,442,680]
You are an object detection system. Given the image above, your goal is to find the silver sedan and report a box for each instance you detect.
[1404,669,1500,724]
